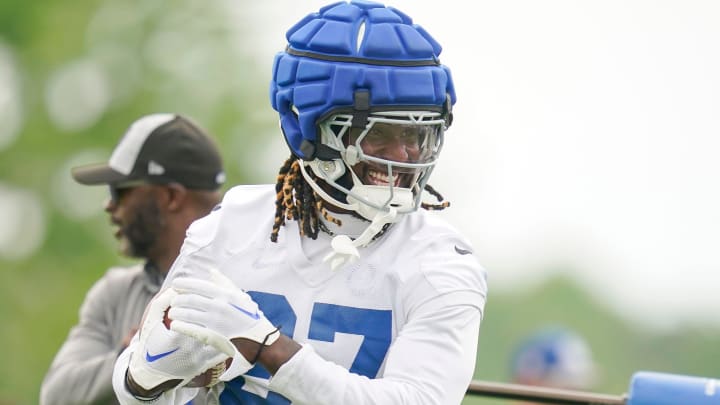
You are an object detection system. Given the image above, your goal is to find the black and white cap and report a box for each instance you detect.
[72,113,225,190]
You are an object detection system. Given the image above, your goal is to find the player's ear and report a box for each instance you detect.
[164,183,188,212]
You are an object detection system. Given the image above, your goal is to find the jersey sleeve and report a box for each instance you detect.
[111,187,258,404]
[112,335,202,404]
[110,225,222,405]
[40,273,124,404]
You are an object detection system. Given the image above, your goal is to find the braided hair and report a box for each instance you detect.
[270,155,450,242]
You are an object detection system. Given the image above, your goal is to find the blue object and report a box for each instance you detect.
[510,327,596,389]
[144,347,178,362]
[628,371,720,405]
[269,0,456,160]
[222,291,392,403]
[229,303,260,319]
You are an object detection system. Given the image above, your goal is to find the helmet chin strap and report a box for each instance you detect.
[324,206,397,271]
[298,160,358,212]
[298,160,407,270]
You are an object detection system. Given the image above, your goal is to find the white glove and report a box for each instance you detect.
[128,288,229,392]
[169,268,280,375]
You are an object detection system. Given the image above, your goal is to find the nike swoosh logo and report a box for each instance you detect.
[145,348,179,362]
[454,245,472,255]
[230,303,260,320]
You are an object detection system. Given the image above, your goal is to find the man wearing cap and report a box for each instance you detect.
[40,113,226,405]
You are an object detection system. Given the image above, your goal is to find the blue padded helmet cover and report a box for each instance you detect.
[270,0,457,160]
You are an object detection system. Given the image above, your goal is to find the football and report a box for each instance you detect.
[187,358,234,387]
[162,306,232,387]
[163,307,172,329]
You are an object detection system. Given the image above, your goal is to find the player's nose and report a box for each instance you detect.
[380,139,410,162]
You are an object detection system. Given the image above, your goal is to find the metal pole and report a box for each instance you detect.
[466,380,627,405]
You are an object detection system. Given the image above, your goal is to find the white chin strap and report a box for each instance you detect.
[323,206,397,271]
[298,161,407,270]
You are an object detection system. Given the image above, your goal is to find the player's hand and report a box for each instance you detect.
[128,288,229,394]
[168,268,280,375]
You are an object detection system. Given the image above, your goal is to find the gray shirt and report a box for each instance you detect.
[41,262,163,405]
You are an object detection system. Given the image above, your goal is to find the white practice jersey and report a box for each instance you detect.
[114,184,488,405]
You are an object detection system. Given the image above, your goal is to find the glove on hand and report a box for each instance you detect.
[169,268,280,374]
[128,288,229,391]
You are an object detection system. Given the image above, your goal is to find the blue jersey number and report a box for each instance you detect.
[220,292,392,404]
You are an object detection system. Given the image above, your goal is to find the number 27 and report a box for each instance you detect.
[221,291,392,404]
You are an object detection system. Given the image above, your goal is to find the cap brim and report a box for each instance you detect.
[71,163,130,185]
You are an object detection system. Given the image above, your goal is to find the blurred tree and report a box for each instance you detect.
[0,0,275,402]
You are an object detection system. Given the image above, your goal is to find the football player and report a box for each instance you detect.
[113,2,488,404]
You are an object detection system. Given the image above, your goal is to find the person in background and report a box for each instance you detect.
[112,1,488,404]
[510,326,597,404]
[41,113,225,405]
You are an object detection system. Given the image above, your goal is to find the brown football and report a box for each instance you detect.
[162,306,232,387]
[163,307,172,329]
[186,358,234,387]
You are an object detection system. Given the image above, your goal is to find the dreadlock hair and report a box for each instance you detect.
[421,183,451,211]
[271,155,338,242]
[270,155,450,242]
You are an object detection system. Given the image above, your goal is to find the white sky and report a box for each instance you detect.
[240,0,720,331]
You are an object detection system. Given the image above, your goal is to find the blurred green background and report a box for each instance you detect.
[0,0,717,404]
